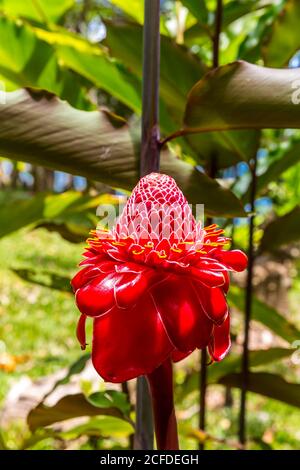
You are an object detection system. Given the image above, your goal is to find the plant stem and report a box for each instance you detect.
[213,0,223,68]
[135,0,161,450]
[199,348,208,450]
[147,359,179,450]
[239,153,258,446]
[199,154,217,450]
[140,0,161,177]
[134,377,154,449]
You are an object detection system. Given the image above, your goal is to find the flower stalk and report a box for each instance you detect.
[147,359,179,450]
[135,0,161,450]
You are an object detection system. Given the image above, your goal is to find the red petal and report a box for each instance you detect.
[208,315,231,361]
[214,250,248,272]
[76,314,87,350]
[71,266,102,292]
[115,262,149,274]
[193,283,228,325]
[189,266,225,287]
[151,276,213,352]
[223,271,230,294]
[171,349,192,363]
[92,294,174,382]
[114,270,157,309]
[75,273,118,317]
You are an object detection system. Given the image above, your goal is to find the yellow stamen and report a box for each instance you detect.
[144,242,154,249]
[171,247,182,253]
[204,224,218,231]
[132,249,145,256]
[111,241,126,246]
[157,250,167,259]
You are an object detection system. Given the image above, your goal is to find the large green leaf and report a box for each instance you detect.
[0,15,92,109]
[0,190,119,240]
[0,89,246,217]
[0,190,99,239]
[263,0,300,66]
[27,392,130,432]
[0,0,74,24]
[23,416,134,449]
[219,372,300,408]
[184,61,300,133]
[259,206,300,252]
[177,347,292,399]
[0,15,142,112]
[104,20,207,123]
[229,285,300,343]
[104,20,258,167]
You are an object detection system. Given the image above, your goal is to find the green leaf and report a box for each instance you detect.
[184,129,260,168]
[60,416,134,439]
[13,268,71,292]
[87,391,131,416]
[0,190,88,238]
[104,20,207,123]
[209,347,292,384]
[0,15,92,109]
[184,61,300,133]
[39,354,91,403]
[27,393,128,432]
[219,372,300,408]
[256,141,300,195]
[222,0,268,27]
[259,206,300,252]
[88,19,255,168]
[181,0,208,24]
[109,0,144,23]
[0,0,74,24]
[184,0,268,43]
[0,89,246,217]
[177,347,292,399]
[263,0,300,66]
[229,285,300,343]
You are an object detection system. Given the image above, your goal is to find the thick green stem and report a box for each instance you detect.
[147,359,179,450]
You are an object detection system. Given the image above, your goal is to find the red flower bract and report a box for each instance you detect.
[71,173,247,383]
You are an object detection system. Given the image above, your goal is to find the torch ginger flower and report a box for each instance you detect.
[71,173,247,383]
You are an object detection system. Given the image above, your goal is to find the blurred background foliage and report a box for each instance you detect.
[0,0,300,450]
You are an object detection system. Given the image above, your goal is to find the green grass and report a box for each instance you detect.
[0,228,89,402]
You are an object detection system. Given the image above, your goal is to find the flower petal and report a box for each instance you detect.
[114,269,158,309]
[151,276,213,352]
[193,282,228,325]
[208,315,231,361]
[76,314,87,350]
[171,349,192,363]
[75,272,118,317]
[214,250,248,272]
[189,266,225,287]
[92,294,174,382]
[71,266,102,292]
